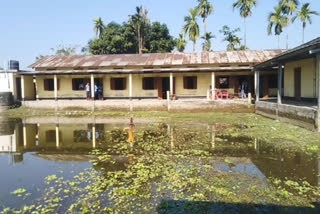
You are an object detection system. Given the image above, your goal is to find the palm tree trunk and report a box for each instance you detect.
[286,26,289,49]
[278,35,280,49]
[244,18,247,49]
[302,24,305,44]
[193,41,196,52]
[138,29,142,54]
[203,18,207,35]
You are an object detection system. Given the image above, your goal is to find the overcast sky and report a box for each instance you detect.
[0,0,319,69]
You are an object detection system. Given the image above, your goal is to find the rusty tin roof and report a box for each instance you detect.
[29,50,284,69]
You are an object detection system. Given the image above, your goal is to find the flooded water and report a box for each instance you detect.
[0,116,319,213]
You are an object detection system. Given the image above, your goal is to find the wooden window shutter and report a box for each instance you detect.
[72,79,75,90]
[193,77,197,89]
[142,78,146,90]
[110,78,115,90]
[44,79,49,90]
[57,79,60,91]
[216,77,220,88]
[183,77,187,89]
[153,78,158,89]
[122,78,126,90]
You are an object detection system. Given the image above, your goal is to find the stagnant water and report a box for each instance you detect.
[0,117,319,213]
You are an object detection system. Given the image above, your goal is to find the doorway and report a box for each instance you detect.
[94,78,103,100]
[294,68,301,101]
[161,77,170,99]
[16,77,22,100]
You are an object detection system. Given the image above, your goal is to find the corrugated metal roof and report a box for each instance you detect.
[22,66,253,75]
[254,37,320,70]
[29,50,285,69]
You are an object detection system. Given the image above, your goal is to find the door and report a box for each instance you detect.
[294,68,301,101]
[162,77,170,99]
[262,75,269,98]
[16,77,22,100]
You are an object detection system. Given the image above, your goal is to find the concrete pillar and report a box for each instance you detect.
[92,125,96,148]
[277,64,283,104]
[91,74,94,99]
[129,74,133,99]
[169,73,173,96]
[254,71,257,97]
[211,72,215,100]
[54,75,58,100]
[255,70,260,101]
[21,75,25,101]
[55,125,60,148]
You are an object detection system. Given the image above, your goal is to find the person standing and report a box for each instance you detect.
[86,83,90,100]
[94,83,98,100]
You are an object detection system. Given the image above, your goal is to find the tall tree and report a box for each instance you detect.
[293,3,319,44]
[219,25,242,51]
[196,0,214,35]
[145,22,176,53]
[183,8,200,52]
[201,32,215,52]
[267,6,287,49]
[280,0,299,49]
[88,21,175,54]
[93,17,105,38]
[176,34,187,52]
[232,0,257,49]
[129,6,149,54]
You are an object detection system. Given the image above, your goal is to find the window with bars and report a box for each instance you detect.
[110,78,126,90]
[142,77,155,90]
[183,76,197,89]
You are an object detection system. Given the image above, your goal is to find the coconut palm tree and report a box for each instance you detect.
[280,0,299,49]
[267,6,287,49]
[93,17,105,38]
[293,3,319,44]
[232,0,257,49]
[201,32,215,52]
[129,6,149,54]
[183,8,200,52]
[196,0,214,35]
[219,25,242,51]
[177,34,187,52]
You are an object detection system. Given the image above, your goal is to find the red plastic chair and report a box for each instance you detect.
[220,90,229,100]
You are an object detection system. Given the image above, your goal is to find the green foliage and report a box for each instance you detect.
[145,22,176,53]
[183,8,200,52]
[93,17,105,39]
[129,6,150,54]
[219,25,242,51]
[267,6,287,36]
[11,188,26,195]
[201,32,215,51]
[176,34,187,52]
[89,21,175,55]
[232,0,257,18]
[293,3,319,43]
